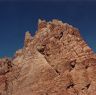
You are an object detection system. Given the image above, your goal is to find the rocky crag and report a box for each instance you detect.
[0,19,96,95]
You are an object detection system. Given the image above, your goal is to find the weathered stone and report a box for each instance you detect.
[0,19,96,95]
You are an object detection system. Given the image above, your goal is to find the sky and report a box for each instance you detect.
[0,0,96,57]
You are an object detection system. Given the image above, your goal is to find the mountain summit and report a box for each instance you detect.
[0,19,96,95]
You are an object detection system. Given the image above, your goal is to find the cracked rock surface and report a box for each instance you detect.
[0,19,96,95]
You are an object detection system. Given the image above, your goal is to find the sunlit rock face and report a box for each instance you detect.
[0,19,96,95]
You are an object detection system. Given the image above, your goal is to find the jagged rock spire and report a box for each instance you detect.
[24,31,32,47]
[38,19,47,30]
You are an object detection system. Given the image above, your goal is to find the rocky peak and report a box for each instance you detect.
[0,19,96,95]
[37,19,80,37]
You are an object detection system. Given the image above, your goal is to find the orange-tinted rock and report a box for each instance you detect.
[0,19,96,95]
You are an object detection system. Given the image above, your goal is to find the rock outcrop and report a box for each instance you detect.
[0,19,96,95]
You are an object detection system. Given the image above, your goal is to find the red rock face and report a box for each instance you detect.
[0,19,96,95]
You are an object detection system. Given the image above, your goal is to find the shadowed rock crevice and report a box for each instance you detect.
[66,82,75,89]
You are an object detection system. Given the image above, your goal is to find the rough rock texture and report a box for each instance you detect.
[0,19,96,95]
